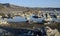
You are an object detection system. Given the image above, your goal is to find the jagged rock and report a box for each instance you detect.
[46,26,60,36]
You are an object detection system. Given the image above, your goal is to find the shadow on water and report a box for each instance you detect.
[0,26,47,36]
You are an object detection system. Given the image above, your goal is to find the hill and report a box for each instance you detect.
[0,3,60,14]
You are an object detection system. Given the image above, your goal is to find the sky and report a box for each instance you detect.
[0,0,60,7]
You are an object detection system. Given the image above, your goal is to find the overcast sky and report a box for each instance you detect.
[0,0,60,7]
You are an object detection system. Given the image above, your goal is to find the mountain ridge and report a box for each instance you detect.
[0,3,60,13]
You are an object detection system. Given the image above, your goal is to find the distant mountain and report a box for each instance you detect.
[0,3,29,13]
[0,3,60,14]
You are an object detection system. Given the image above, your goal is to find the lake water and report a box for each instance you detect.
[7,16,27,22]
[7,16,60,23]
[7,16,44,23]
[0,27,46,36]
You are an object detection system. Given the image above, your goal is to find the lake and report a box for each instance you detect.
[7,16,44,23]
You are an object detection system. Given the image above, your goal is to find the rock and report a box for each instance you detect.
[45,26,60,36]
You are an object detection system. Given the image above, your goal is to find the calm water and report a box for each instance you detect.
[0,27,46,36]
[7,16,27,22]
[7,16,44,22]
[7,16,60,23]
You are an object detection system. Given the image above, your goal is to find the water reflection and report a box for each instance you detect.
[7,16,27,22]
[0,27,46,36]
[7,16,44,23]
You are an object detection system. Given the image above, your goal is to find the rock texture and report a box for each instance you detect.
[46,26,60,36]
